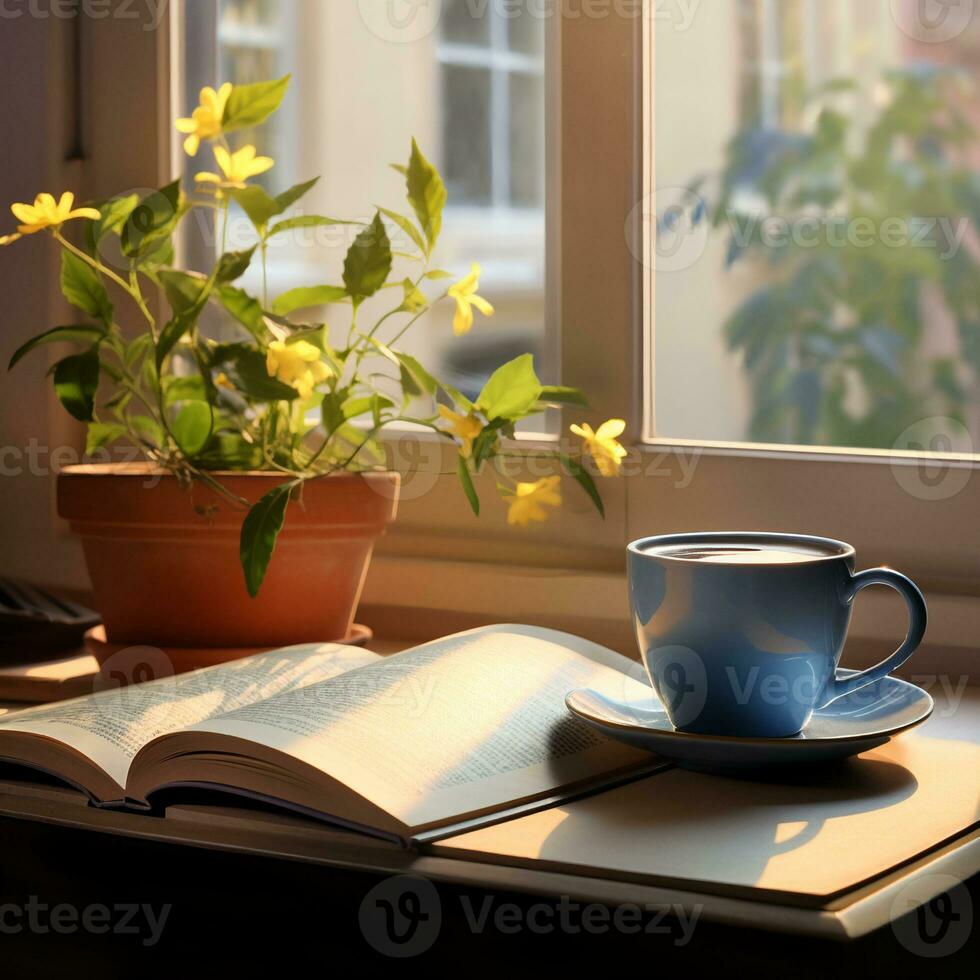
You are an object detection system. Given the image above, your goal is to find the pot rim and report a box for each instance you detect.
[59,462,399,481]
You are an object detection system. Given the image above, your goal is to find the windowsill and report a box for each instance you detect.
[359,554,980,687]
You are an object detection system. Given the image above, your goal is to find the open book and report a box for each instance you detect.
[0,625,656,845]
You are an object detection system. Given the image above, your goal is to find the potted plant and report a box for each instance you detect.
[3,76,626,655]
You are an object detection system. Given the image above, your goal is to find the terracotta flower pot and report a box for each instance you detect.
[57,463,399,648]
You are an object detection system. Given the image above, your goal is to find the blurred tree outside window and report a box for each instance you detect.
[657,0,980,453]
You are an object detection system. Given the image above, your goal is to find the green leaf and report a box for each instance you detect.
[424,269,454,280]
[164,375,209,403]
[60,250,113,325]
[121,180,182,258]
[85,422,126,454]
[343,211,392,305]
[272,285,348,316]
[172,401,213,456]
[267,214,353,238]
[223,74,291,132]
[239,481,294,598]
[130,414,166,448]
[53,347,100,422]
[404,139,447,253]
[124,333,153,368]
[561,453,605,519]
[275,177,320,213]
[216,284,267,340]
[233,178,322,232]
[216,246,257,283]
[321,391,347,436]
[440,381,475,414]
[103,388,131,413]
[342,393,394,421]
[211,343,298,401]
[538,385,589,407]
[377,207,428,256]
[197,433,263,470]
[399,362,422,399]
[160,269,207,314]
[87,194,140,252]
[231,186,281,229]
[398,278,428,313]
[471,417,509,468]
[156,307,201,370]
[8,324,105,370]
[477,354,542,421]
[395,351,438,395]
[457,456,480,516]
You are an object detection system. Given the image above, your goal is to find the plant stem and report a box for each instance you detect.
[261,240,269,308]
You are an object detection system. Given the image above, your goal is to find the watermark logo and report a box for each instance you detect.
[890,0,975,43]
[93,644,176,696]
[357,0,444,44]
[643,644,707,728]
[891,416,973,501]
[627,187,710,274]
[891,874,973,957]
[359,875,442,957]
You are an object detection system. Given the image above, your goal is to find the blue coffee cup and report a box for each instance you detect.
[627,532,927,738]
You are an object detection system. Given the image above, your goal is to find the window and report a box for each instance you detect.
[74,5,979,647]
[214,0,297,188]
[653,0,980,456]
[439,0,545,211]
[179,0,551,404]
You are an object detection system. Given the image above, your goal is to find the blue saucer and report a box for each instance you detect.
[566,670,933,771]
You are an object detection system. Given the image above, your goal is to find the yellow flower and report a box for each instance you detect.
[1,192,100,245]
[266,340,330,400]
[195,145,274,193]
[571,419,627,477]
[438,404,484,459]
[447,262,494,336]
[175,83,232,157]
[504,476,561,527]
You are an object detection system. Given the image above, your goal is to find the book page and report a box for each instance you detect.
[0,644,379,792]
[179,625,651,829]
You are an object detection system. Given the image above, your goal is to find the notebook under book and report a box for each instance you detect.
[0,625,659,846]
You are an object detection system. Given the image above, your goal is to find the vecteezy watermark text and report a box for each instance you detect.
[356,0,703,45]
[0,0,168,31]
[460,894,701,942]
[0,896,171,947]
[359,875,702,957]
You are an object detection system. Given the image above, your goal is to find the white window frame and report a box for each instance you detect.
[58,6,980,671]
[437,13,545,216]
[214,0,300,187]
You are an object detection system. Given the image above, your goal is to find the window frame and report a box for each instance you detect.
[75,4,980,664]
[437,11,546,213]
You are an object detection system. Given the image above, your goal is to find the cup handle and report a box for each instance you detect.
[818,568,928,708]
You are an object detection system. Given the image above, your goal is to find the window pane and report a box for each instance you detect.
[443,0,491,45]
[220,0,278,28]
[443,65,493,206]
[652,0,980,453]
[509,73,544,208]
[508,10,544,55]
[180,0,551,402]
